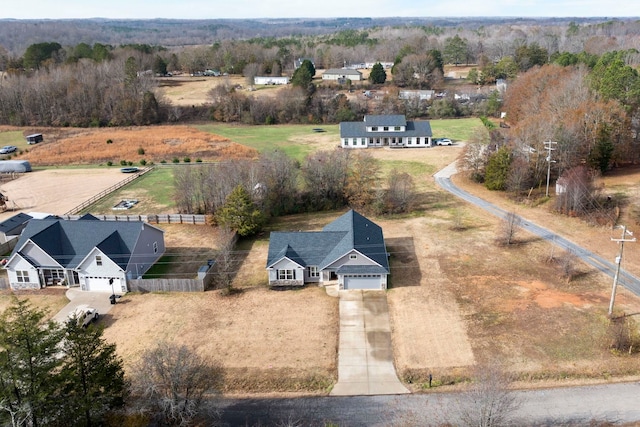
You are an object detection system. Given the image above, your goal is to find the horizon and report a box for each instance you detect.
[2,0,639,20]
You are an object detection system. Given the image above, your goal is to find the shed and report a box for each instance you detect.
[26,134,43,144]
[0,160,31,173]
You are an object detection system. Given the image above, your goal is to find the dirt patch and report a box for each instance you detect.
[0,168,127,221]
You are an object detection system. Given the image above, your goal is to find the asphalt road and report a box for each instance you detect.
[433,162,640,296]
[215,382,640,426]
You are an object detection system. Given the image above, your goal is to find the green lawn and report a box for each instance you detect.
[81,167,176,214]
[196,124,339,162]
[0,131,29,152]
[430,117,484,142]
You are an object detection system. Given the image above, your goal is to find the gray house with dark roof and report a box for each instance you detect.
[0,213,32,244]
[4,216,165,292]
[266,210,389,290]
[322,68,363,82]
[340,114,433,148]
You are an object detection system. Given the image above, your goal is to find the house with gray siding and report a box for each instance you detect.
[266,210,389,290]
[4,215,165,292]
[340,114,433,148]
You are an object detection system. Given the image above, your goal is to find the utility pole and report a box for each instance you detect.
[608,225,636,317]
[544,141,557,197]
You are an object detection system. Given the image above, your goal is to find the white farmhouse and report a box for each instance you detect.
[339,115,433,148]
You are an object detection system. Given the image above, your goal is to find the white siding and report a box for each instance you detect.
[20,241,60,267]
[6,256,41,290]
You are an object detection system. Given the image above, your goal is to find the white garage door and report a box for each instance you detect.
[343,275,381,290]
[85,277,116,292]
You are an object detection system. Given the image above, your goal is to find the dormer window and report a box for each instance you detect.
[96,256,102,266]
[371,126,378,131]
[350,254,357,259]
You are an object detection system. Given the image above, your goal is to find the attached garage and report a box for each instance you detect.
[343,274,383,290]
[84,277,118,292]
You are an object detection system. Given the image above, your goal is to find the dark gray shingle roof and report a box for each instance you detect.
[364,115,407,126]
[323,68,362,76]
[266,210,389,273]
[340,118,432,139]
[0,213,32,234]
[11,218,152,269]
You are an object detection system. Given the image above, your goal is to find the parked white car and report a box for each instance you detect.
[68,305,99,328]
[0,145,17,154]
[436,138,453,146]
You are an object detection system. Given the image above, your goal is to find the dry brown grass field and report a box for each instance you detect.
[2,125,257,166]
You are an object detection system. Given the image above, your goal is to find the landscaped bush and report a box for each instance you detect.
[172,157,180,163]
[137,147,145,155]
[106,139,113,144]
[140,159,147,166]
[120,160,128,166]
[183,157,191,163]
[107,161,113,166]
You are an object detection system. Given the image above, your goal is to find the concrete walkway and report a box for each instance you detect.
[329,289,409,396]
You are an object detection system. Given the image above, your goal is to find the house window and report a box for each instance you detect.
[408,138,412,145]
[278,269,295,280]
[360,138,366,146]
[307,266,320,278]
[371,126,378,131]
[153,242,158,254]
[16,270,29,283]
[96,256,102,266]
[352,138,357,146]
[350,254,357,260]
[383,126,389,131]
[394,126,401,131]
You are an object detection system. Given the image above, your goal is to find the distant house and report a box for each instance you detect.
[26,133,43,144]
[266,210,389,290]
[322,69,363,82]
[254,76,289,85]
[0,213,32,244]
[4,215,165,292]
[399,90,435,101]
[340,115,433,148]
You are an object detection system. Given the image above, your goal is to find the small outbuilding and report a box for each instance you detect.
[26,134,43,144]
[0,160,32,173]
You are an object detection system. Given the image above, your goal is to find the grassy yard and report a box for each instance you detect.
[80,167,176,214]
[197,124,339,162]
[429,117,483,142]
[0,130,27,147]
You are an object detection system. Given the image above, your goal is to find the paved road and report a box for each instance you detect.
[216,382,640,426]
[434,162,640,296]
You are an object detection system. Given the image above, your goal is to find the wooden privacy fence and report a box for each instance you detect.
[64,166,155,216]
[128,277,206,293]
[61,213,207,225]
[0,238,18,256]
[0,277,8,290]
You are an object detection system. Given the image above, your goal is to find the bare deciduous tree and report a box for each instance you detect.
[498,211,521,246]
[131,342,223,427]
[455,363,520,427]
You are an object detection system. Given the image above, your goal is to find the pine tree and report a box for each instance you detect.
[216,185,265,236]
[59,321,128,427]
[0,298,65,427]
[369,62,387,84]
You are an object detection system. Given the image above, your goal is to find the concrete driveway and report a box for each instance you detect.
[330,289,409,396]
[52,288,119,325]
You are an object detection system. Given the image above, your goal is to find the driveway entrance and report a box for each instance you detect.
[330,290,409,396]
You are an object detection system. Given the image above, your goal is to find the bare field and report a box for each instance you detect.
[6,125,257,166]
[156,75,289,106]
[101,286,338,393]
[0,168,128,221]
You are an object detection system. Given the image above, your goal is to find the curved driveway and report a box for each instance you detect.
[434,162,640,295]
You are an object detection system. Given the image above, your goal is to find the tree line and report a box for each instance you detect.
[460,49,640,224]
[174,150,416,236]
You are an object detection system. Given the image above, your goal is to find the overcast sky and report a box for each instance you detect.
[2,0,639,20]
